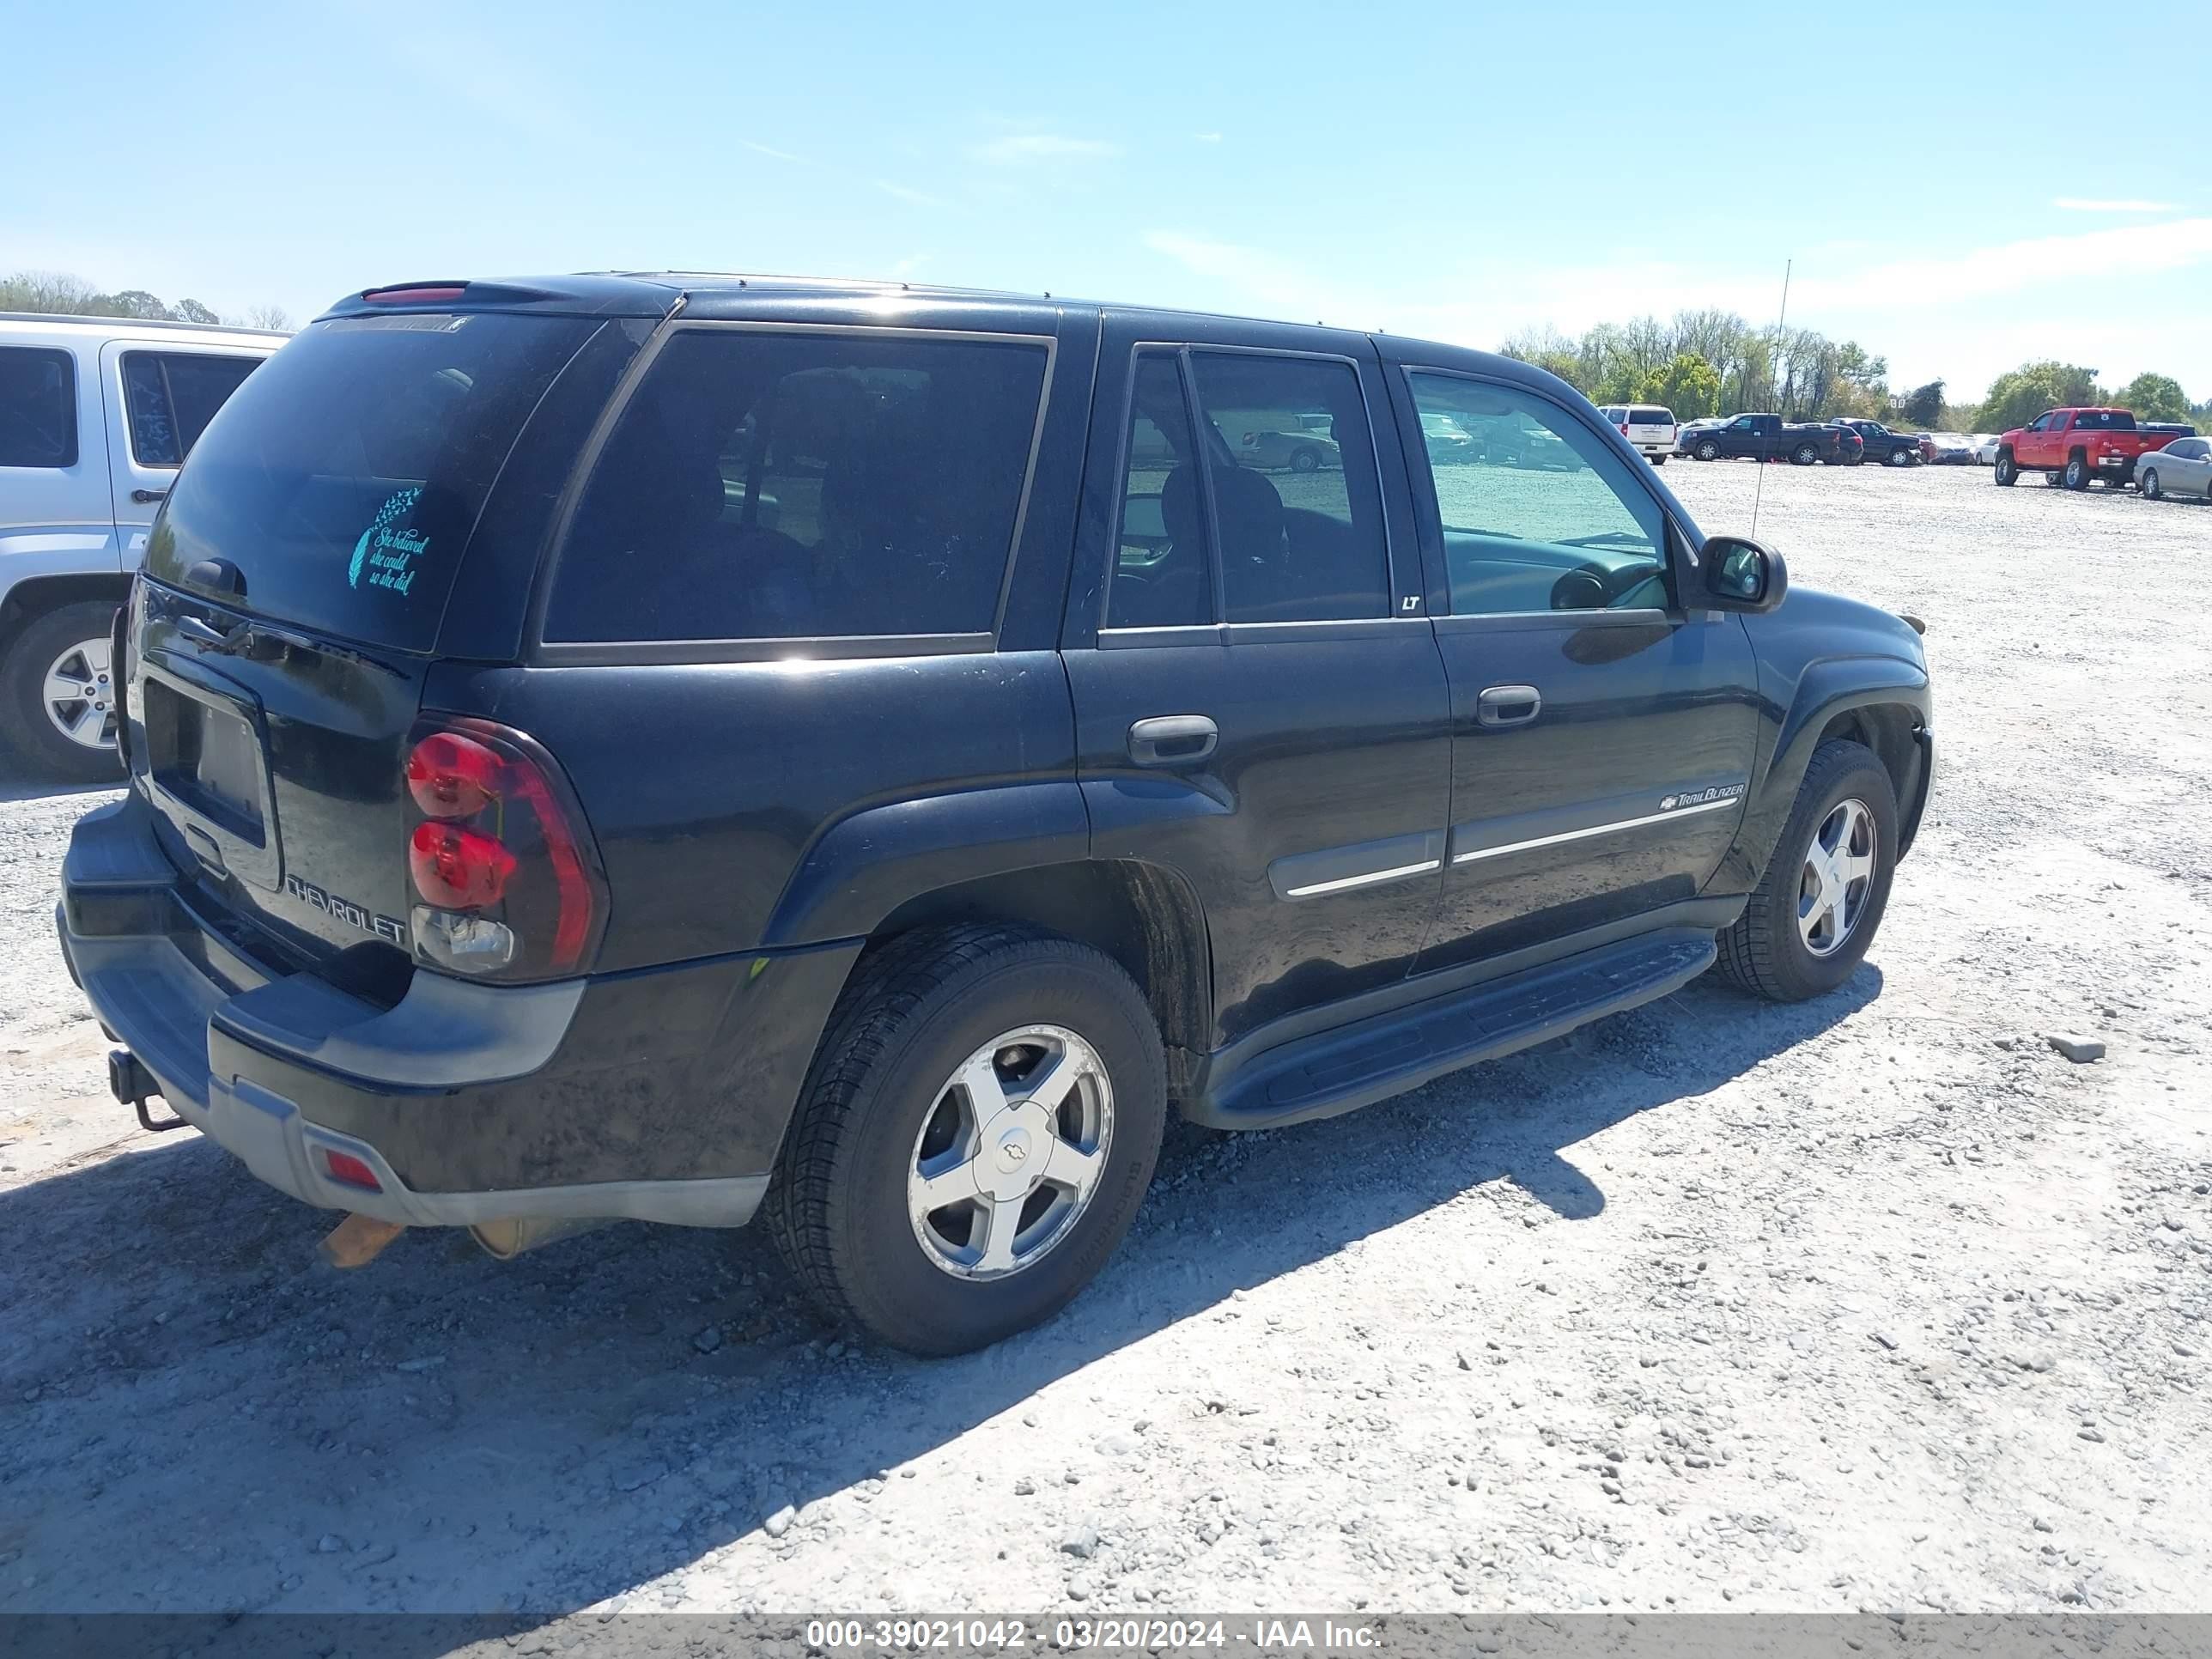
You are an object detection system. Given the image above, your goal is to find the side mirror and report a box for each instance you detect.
[1699,534,1789,613]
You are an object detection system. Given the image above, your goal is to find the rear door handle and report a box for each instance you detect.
[1128,714,1218,767]
[1475,684,1542,728]
[131,488,167,504]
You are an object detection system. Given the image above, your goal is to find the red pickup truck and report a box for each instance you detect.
[1993,408,2175,490]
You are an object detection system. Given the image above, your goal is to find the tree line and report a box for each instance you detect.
[3,270,291,332]
[1498,310,2209,434]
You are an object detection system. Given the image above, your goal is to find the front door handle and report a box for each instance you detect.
[131,488,167,504]
[1128,714,1218,767]
[1475,684,1542,728]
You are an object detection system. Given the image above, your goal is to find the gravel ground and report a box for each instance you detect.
[2,462,2209,1622]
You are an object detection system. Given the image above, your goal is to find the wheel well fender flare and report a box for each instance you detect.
[763,781,1093,949]
[1728,659,1930,883]
[0,561,131,651]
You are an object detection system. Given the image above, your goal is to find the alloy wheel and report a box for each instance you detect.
[907,1025,1114,1282]
[1797,798,1876,958]
[42,636,117,751]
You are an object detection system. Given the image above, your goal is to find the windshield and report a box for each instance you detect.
[147,312,599,653]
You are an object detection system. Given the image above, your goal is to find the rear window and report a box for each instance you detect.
[544,327,1050,643]
[147,313,599,653]
[0,346,77,469]
[1629,408,1671,426]
[2071,410,2135,430]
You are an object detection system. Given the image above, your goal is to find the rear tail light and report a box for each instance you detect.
[410,823,518,908]
[401,718,607,981]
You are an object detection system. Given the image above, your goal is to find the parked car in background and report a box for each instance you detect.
[1595,404,1677,464]
[1831,420,1921,466]
[57,270,1934,1355]
[1673,417,1726,457]
[1218,410,1340,472]
[2136,435,2212,502]
[1923,433,1978,465]
[1967,434,2002,465]
[1419,410,1479,465]
[1,313,283,779]
[2143,422,2198,441]
[1993,408,2176,489]
[1686,414,1860,465]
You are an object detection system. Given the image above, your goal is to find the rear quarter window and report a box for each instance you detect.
[146,313,600,653]
[544,327,1051,644]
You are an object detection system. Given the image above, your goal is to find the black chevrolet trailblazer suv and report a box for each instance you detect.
[57,274,1934,1354]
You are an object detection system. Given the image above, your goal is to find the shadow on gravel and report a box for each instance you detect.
[0,964,1879,1621]
[0,750,119,805]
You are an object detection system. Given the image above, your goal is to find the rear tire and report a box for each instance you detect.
[1715,740,1899,1004]
[764,925,1167,1356]
[2,599,128,785]
[1696,440,1719,461]
[1791,443,1818,465]
[1650,453,1666,466]
[2063,453,2089,490]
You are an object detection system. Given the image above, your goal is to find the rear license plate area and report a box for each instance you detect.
[145,678,265,844]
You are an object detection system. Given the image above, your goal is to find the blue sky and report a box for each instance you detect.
[8,0,2209,405]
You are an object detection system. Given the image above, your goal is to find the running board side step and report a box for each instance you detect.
[1186,929,1717,1130]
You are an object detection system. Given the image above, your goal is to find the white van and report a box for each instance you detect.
[1,313,283,778]
[1595,404,1678,465]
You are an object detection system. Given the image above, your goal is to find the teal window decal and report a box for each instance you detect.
[350,486,428,593]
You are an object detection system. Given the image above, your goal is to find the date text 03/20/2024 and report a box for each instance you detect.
[804,1619,1381,1650]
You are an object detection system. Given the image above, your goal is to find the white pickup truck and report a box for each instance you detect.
[1,313,283,779]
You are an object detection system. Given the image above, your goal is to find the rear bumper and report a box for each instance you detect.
[57,793,859,1228]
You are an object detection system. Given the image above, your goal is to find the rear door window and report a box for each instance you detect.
[545,327,1051,643]
[1186,350,1389,623]
[0,346,77,468]
[120,352,262,466]
[147,312,600,653]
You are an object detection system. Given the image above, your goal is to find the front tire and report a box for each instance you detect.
[1715,739,1899,1003]
[1886,447,1912,467]
[765,925,1167,1356]
[1993,452,2017,486]
[2,599,128,785]
[1289,447,1322,474]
